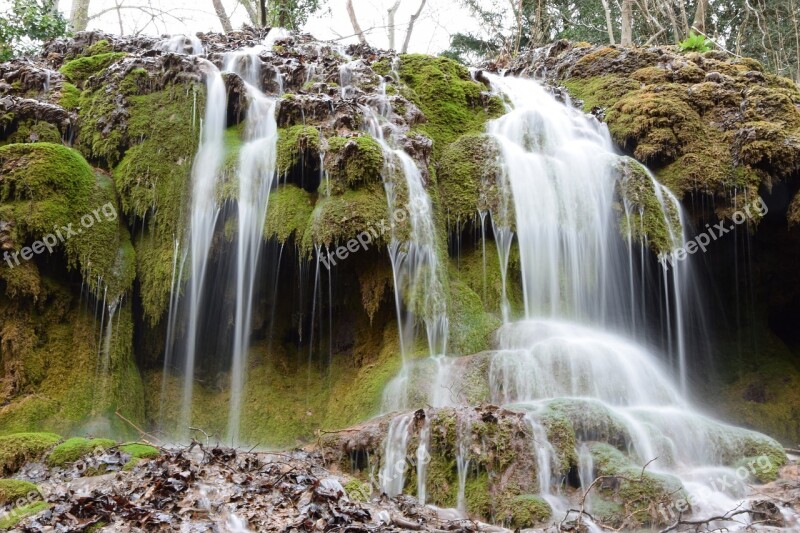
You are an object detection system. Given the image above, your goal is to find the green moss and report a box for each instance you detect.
[324,135,383,194]
[1,120,61,145]
[499,494,552,528]
[344,478,371,502]
[84,39,113,56]
[615,156,682,255]
[563,75,640,112]
[463,471,493,517]
[437,133,506,229]
[264,185,314,243]
[0,143,125,297]
[119,443,159,459]
[0,501,49,529]
[396,54,503,157]
[113,82,202,323]
[47,437,117,466]
[59,82,81,110]
[0,479,40,505]
[302,184,388,252]
[277,125,321,176]
[0,433,61,475]
[59,52,126,86]
[446,275,500,355]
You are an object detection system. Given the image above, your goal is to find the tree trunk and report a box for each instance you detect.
[401,0,427,53]
[691,0,707,33]
[599,0,616,44]
[259,0,267,27]
[70,0,91,31]
[677,0,690,36]
[239,0,258,25]
[212,0,234,33]
[346,0,368,45]
[387,0,401,50]
[278,0,288,27]
[621,0,633,45]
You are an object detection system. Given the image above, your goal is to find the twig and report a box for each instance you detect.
[115,410,162,445]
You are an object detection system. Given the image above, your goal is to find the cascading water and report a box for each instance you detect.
[373,72,788,530]
[226,52,279,444]
[178,61,227,434]
[354,73,449,411]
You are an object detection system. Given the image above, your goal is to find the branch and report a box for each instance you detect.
[658,504,755,533]
[346,0,369,46]
[691,26,743,57]
[115,410,162,445]
[401,0,427,53]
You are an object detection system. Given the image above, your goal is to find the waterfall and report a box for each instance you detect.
[379,414,413,497]
[358,76,448,411]
[226,60,279,444]
[178,61,227,434]
[373,71,785,529]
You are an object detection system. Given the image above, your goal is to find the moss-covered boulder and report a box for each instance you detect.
[0,432,61,475]
[323,135,383,194]
[0,479,40,505]
[46,437,117,466]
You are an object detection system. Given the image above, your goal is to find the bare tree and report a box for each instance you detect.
[400,0,427,53]
[70,0,91,31]
[387,0,401,50]
[346,0,368,45]
[600,0,617,43]
[212,0,234,33]
[691,0,707,33]
[621,0,633,44]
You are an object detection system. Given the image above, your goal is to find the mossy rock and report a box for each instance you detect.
[0,432,61,475]
[499,494,552,528]
[437,133,507,229]
[0,479,40,505]
[0,143,127,298]
[277,125,321,176]
[264,185,314,243]
[0,501,49,529]
[615,156,682,255]
[396,54,503,158]
[119,443,159,459]
[59,52,126,86]
[324,135,383,194]
[0,120,62,145]
[46,437,117,466]
[302,184,388,252]
[344,478,371,502]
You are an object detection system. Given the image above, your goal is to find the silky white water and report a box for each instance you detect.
[354,76,448,412]
[226,49,280,444]
[178,61,227,435]
[375,72,787,530]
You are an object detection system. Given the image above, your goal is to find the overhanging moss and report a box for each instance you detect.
[277,125,321,176]
[437,133,506,229]
[46,437,116,466]
[302,184,388,252]
[0,432,61,475]
[264,185,314,243]
[324,135,383,194]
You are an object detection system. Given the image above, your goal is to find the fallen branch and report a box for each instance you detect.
[115,410,162,445]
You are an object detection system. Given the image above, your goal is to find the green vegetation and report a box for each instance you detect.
[46,437,116,466]
[264,185,314,243]
[396,55,503,157]
[302,184,388,252]
[679,32,714,53]
[0,432,61,475]
[0,501,49,529]
[277,125,321,176]
[344,478,371,502]
[0,0,67,61]
[0,479,39,505]
[324,135,383,194]
[499,494,552,528]
[59,52,126,86]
